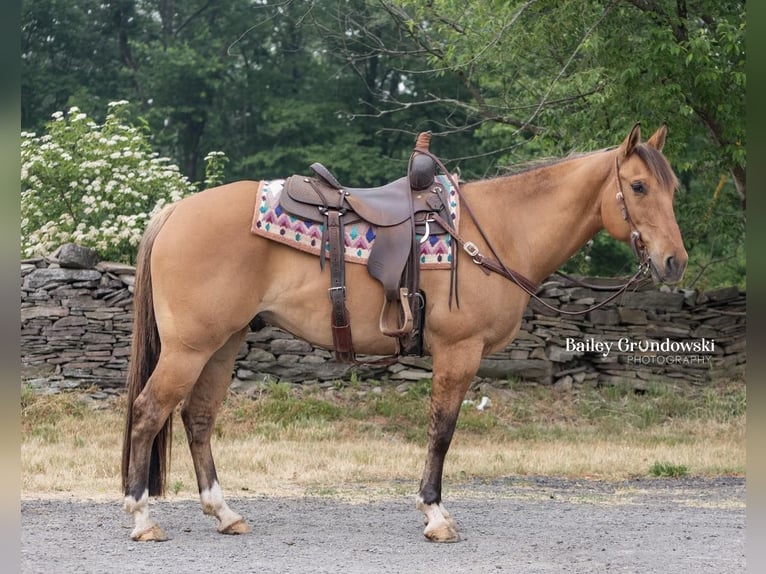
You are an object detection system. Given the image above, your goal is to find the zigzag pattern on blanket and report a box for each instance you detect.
[250,175,458,269]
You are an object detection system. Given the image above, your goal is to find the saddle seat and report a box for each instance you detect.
[281,163,447,228]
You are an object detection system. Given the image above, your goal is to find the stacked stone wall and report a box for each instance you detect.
[21,255,745,393]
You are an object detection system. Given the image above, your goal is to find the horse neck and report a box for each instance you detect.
[461,150,614,283]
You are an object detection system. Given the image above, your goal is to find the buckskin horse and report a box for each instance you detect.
[121,124,687,542]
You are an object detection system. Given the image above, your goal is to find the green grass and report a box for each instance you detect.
[22,379,745,449]
[21,385,91,444]
[207,378,745,449]
[649,461,690,477]
[571,381,745,432]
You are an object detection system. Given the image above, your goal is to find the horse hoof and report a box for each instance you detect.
[131,524,169,542]
[423,521,461,543]
[423,513,457,529]
[219,518,251,535]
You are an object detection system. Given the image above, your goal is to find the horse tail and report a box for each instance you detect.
[121,204,177,497]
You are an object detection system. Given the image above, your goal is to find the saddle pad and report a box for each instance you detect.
[250,175,460,269]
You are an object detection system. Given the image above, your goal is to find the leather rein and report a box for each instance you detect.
[417,148,652,316]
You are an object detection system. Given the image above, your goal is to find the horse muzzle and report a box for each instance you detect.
[648,249,688,285]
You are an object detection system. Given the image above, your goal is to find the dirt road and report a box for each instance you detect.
[21,476,745,574]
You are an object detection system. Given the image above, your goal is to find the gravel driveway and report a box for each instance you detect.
[21,476,745,574]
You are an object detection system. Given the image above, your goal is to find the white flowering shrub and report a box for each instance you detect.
[21,101,227,263]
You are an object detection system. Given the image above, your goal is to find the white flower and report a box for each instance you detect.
[21,99,201,262]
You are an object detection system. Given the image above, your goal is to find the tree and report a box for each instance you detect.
[21,0,132,126]
[369,0,746,284]
[21,0,745,286]
[620,0,746,212]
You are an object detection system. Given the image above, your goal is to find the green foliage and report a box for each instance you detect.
[649,461,690,478]
[21,0,128,126]
[202,151,229,188]
[457,409,500,433]
[172,480,185,495]
[561,232,636,277]
[406,379,433,398]
[674,172,746,289]
[20,101,226,262]
[700,383,747,423]
[20,0,745,287]
[392,0,746,287]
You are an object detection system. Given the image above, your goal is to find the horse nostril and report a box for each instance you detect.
[666,254,687,276]
[665,255,675,273]
[661,253,688,283]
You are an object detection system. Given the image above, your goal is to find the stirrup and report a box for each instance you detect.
[379,288,414,337]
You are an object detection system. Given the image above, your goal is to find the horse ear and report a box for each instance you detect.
[646,124,667,151]
[620,123,641,158]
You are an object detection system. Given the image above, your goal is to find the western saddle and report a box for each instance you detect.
[278,132,454,363]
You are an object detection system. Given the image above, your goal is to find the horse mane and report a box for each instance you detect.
[481,143,677,191]
[493,147,615,179]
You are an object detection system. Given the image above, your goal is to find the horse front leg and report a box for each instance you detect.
[417,345,482,542]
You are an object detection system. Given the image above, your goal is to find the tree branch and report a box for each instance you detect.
[519,1,615,132]
[175,1,215,38]
[686,255,738,289]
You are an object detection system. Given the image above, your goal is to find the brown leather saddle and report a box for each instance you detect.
[278,133,454,362]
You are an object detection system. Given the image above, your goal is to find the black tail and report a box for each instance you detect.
[121,205,176,496]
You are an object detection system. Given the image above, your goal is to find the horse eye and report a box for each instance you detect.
[631,181,646,194]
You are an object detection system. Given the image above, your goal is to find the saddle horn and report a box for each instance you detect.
[409,132,437,191]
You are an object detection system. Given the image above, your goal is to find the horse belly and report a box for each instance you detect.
[257,255,402,355]
[257,250,529,358]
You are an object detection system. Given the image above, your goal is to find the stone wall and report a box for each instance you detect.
[21,252,745,394]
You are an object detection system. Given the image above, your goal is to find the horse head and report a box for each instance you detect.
[601,123,688,284]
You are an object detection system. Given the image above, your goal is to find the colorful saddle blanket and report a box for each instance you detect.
[250,175,459,269]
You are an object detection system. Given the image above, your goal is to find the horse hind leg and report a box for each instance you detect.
[123,348,210,541]
[180,328,251,535]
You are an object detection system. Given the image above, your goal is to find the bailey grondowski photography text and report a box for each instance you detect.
[565,336,715,366]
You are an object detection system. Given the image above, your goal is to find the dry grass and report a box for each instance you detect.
[20,379,745,502]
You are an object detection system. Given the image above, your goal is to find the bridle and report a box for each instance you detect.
[421,148,652,316]
[614,155,651,272]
